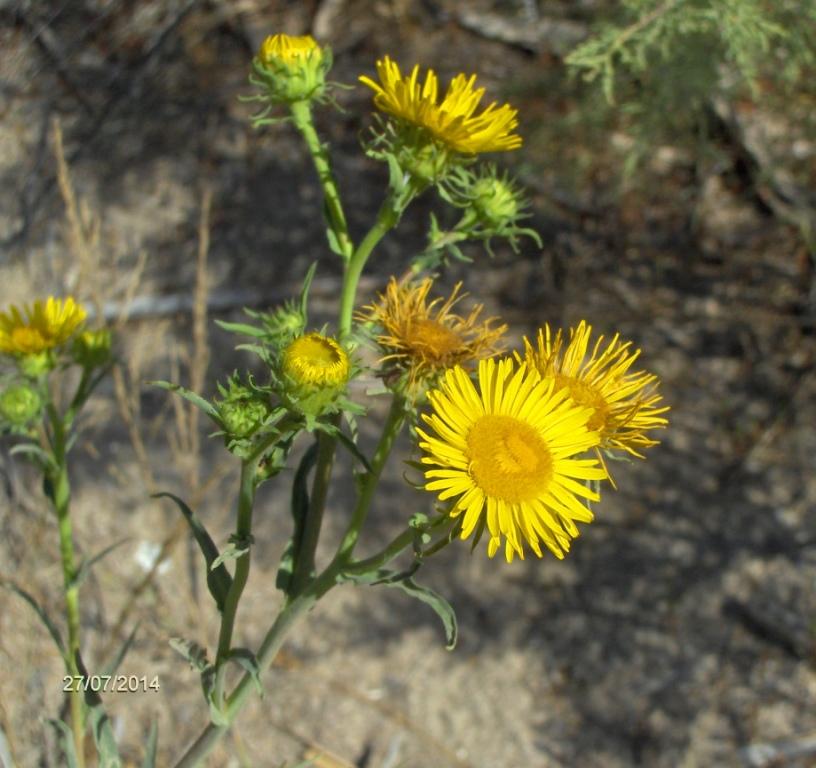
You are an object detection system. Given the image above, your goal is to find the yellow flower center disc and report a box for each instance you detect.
[557,375,610,433]
[466,414,553,503]
[283,333,349,387]
[408,318,464,360]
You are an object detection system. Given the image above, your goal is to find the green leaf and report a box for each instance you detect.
[388,577,457,650]
[140,721,158,768]
[150,381,219,421]
[8,442,56,470]
[226,648,263,697]
[73,538,130,590]
[277,441,319,592]
[341,569,458,650]
[325,224,344,258]
[101,623,139,678]
[298,262,318,320]
[153,492,232,612]
[47,718,80,768]
[210,539,251,570]
[75,650,122,768]
[169,637,209,672]
[317,422,372,472]
[1,579,65,661]
[214,320,268,338]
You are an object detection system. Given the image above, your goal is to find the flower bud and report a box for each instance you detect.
[0,382,42,428]
[253,34,331,104]
[18,351,53,378]
[72,328,112,369]
[216,379,271,439]
[280,332,350,420]
[470,176,520,228]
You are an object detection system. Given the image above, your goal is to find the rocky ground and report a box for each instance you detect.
[1,2,815,767]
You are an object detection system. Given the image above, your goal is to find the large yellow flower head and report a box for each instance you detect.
[359,56,522,155]
[0,297,86,357]
[418,358,607,562]
[360,277,506,391]
[522,321,669,459]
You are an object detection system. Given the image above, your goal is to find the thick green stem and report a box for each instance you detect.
[290,430,335,594]
[50,414,86,768]
[290,100,353,262]
[213,457,257,708]
[338,199,399,337]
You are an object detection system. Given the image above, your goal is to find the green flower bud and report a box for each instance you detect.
[72,328,112,369]
[0,382,42,427]
[253,34,331,104]
[279,332,350,421]
[471,176,520,228]
[216,379,271,439]
[17,351,53,378]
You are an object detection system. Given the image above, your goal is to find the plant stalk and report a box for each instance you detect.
[290,100,353,262]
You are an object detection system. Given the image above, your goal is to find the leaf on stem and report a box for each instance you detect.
[277,440,319,592]
[226,648,264,697]
[340,568,458,650]
[140,721,159,768]
[150,381,219,421]
[169,637,209,672]
[8,442,57,471]
[75,650,122,768]
[46,719,80,768]
[153,492,233,612]
[73,538,131,590]
[1,579,66,661]
[100,622,139,678]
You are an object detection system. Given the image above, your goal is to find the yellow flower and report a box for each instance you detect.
[282,332,349,389]
[360,277,506,389]
[522,321,669,459]
[0,297,87,356]
[259,34,322,67]
[254,34,330,103]
[418,358,606,562]
[359,56,522,155]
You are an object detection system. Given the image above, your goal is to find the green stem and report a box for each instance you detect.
[290,430,335,595]
[49,412,86,768]
[338,198,400,337]
[173,396,408,767]
[290,100,353,262]
[174,571,332,768]
[334,394,407,564]
[213,457,257,708]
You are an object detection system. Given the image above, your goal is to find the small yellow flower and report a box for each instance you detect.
[259,34,322,67]
[522,321,669,459]
[418,358,606,562]
[360,277,506,389]
[282,332,349,389]
[359,56,522,155]
[254,33,330,103]
[0,297,86,357]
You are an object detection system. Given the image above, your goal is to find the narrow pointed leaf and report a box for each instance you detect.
[150,381,219,420]
[226,648,263,696]
[140,721,158,768]
[153,492,232,612]
[46,719,80,768]
[101,623,139,678]
[277,441,318,592]
[73,538,130,590]
[214,319,268,338]
[2,580,65,660]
